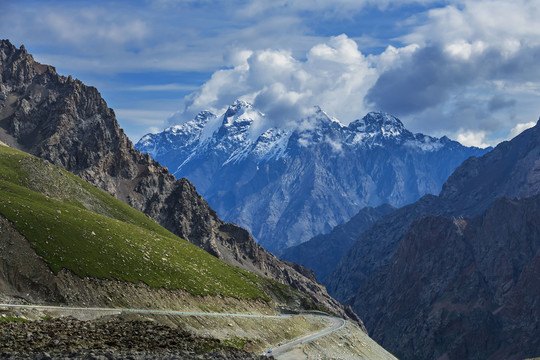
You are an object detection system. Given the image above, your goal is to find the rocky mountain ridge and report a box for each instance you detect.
[137,100,489,250]
[326,117,540,303]
[0,39,355,321]
[355,195,540,360]
[324,119,540,359]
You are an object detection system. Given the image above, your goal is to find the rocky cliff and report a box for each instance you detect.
[354,195,540,360]
[324,194,440,301]
[438,120,540,215]
[0,39,353,321]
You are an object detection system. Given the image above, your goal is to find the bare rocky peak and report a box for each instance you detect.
[0,40,356,322]
[439,119,540,215]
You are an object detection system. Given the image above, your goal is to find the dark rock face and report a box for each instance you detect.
[324,194,440,302]
[137,103,489,252]
[354,195,540,360]
[280,204,395,282]
[0,40,351,321]
[438,121,540,215]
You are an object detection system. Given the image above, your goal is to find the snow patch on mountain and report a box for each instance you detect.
[252,128,291,162]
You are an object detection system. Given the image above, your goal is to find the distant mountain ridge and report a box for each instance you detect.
[326,117,540,304]
[137,101,489,251]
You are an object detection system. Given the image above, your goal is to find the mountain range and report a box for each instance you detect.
[324,115,540,359]
[137,101,489,251]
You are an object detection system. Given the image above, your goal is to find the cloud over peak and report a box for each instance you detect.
[178,34,382,128]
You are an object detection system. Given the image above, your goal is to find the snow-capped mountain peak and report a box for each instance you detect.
[135,102,489,251]
[219,100,266,141]
[349,111,406,137]
[136,110,215,158]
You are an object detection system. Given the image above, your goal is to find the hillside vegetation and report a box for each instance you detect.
[0,144,286,301]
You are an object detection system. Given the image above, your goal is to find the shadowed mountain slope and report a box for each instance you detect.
[355,195,540,360]
[326,119,540,302]
[325,119,540,359]
[280,204,395,282]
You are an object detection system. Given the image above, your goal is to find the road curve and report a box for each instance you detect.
[0,303,346,355]
[266,316,346,357]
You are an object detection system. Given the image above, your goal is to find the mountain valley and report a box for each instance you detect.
[0,39,355,321]
[2,36,540,360]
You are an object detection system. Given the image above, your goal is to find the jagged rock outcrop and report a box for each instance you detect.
[137,102,489,251]
[0,39,352,321]
[438,120,540,215]
[279,204,395,282]
[354,195,540,360]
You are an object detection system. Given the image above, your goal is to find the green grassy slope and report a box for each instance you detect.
[0,144,273,300]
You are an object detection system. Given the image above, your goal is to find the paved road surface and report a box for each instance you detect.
[0,303,346,355]
[265,316,346,357]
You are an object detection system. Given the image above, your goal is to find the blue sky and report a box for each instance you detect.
[1,0,539,147]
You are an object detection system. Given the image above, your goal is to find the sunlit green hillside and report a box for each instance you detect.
[0,144,285,300]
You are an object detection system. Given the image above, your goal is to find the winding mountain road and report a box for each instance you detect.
[0,303,346,356]
[266,316,346,357]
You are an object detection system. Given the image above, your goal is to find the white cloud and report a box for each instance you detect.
[115,109,175,142]
[371,44,419,72]
[403,1,540,48]
[365,0,540,145]
[456,129,490,148]
[115,109,173,126]
[126,84,199,92]
[242,0,441,17]
[176,34,378,126]
[41,8,148,46]
[3,0,539,145]
[509,121,536,139]
[444,40,487,60]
